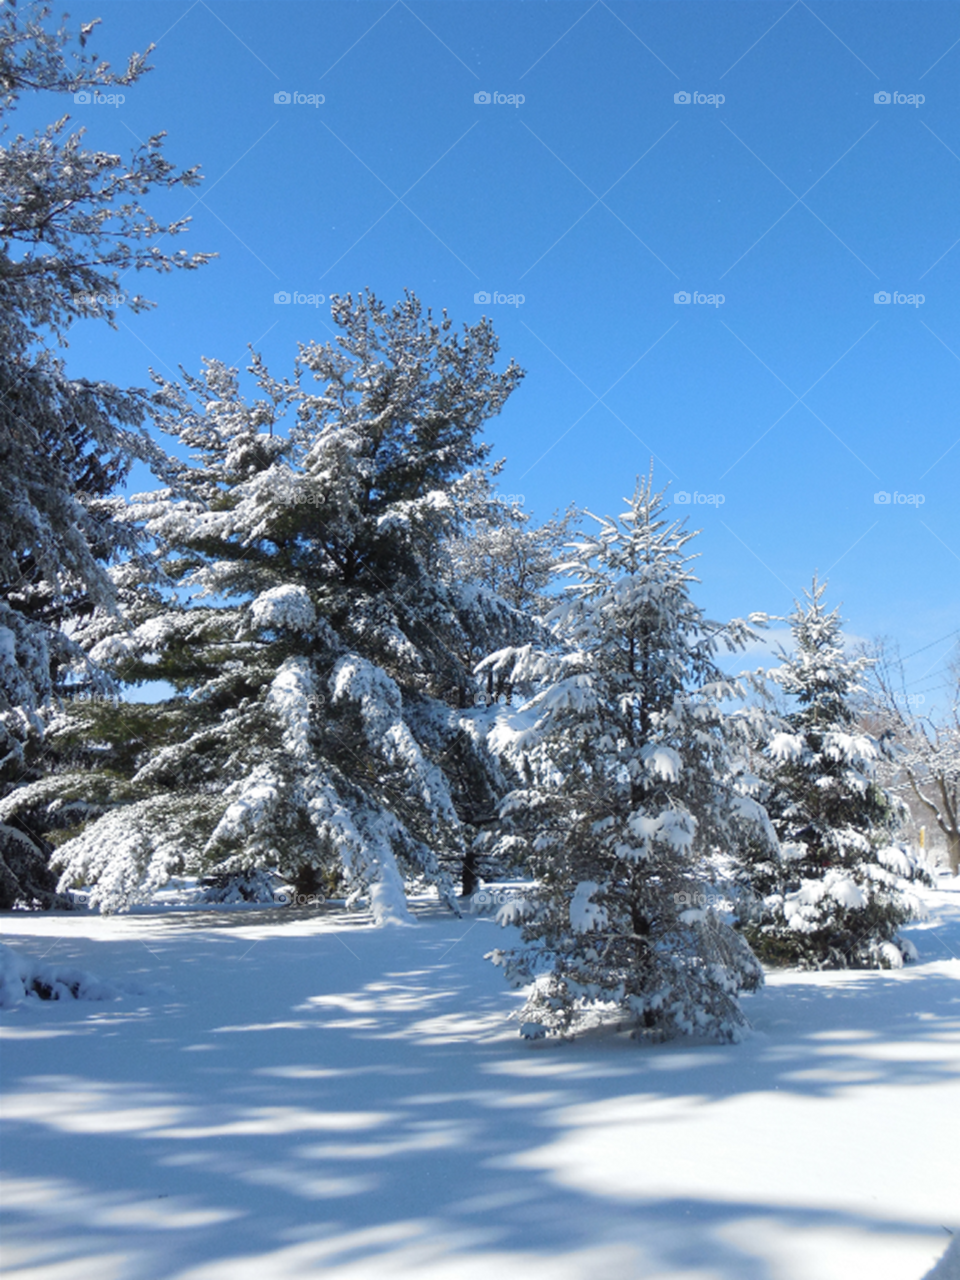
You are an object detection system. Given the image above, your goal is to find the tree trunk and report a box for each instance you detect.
[461,845,479,898]
[947,833,960,877]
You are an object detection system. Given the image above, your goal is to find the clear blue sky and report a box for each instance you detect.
[25,1,960,705]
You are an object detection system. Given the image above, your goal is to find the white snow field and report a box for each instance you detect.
[1,879,958,1280]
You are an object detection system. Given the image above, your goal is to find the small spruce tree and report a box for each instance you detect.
[738,578,927,968]
[483,474,773,1041]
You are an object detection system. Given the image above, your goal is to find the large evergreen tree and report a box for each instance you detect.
[13,293,533,919]
[483,475,774,1041]
[737,579,927,968]
[0,2,209,906]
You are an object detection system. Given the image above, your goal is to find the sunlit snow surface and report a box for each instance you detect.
[1,878,958,1280]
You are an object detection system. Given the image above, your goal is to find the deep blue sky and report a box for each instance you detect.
[23,1,960,704]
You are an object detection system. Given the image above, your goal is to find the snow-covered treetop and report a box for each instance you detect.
[483,469,769,859]
[536,471,756,703]
[0,3,211,346]
[770,576,872,730]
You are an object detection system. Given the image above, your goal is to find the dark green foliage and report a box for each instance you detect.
[737,579,928,969]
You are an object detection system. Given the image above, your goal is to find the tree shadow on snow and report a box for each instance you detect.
[0,906,956,1279]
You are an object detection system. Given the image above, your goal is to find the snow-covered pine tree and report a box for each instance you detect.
[0,4,209,906]
[25,293,534,919]
[737,578,927,968]
[482,473,774,1041]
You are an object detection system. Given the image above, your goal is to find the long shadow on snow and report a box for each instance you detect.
[0,904,956,1278]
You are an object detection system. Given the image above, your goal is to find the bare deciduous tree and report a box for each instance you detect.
[868,640,960,875]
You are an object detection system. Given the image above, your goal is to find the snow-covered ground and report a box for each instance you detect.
[1,878,958,1280]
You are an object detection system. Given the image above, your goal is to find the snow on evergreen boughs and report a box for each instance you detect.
[43,293,533,919]
[484,473,774,1042]
[52,794,214,914]
[0,6,212,907]
[445,491,581,617]
[199,869,280,905]
[737,578,929,968]
[251,585,317,634]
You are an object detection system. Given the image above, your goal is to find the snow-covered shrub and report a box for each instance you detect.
[0,942,121,1007]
